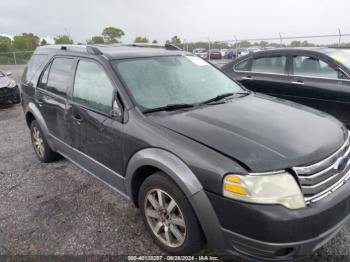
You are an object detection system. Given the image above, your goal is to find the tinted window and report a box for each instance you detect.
[22,54,47,84]
[235,59,250,71]
[251,56,286,74]
[293,56,338,78]
[47,58,75,96]
[0,71,4,77]
[73,60,114,113]
[114,56,243,110]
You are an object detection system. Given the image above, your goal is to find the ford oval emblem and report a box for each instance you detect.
[334,157,349,172]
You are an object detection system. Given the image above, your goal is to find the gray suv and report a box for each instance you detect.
[20,44,350,260]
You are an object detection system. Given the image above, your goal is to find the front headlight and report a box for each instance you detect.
[223,171,306,210]
[7,80,16,88]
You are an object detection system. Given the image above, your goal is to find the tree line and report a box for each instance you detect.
[1,26,350,53]
[0,27,159,53]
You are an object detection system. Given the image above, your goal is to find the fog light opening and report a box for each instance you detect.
[274,247,294,257]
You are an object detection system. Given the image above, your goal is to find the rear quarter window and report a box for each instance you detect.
[234,59,251,72]
[22,54,48,85]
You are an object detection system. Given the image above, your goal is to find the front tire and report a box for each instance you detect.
[30,120,61,163]
[139,172,204,254]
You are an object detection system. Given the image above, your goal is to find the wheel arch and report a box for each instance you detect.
[25,102,55,150]
[25,111,36,128]
[25,102,49,135]
[125,148,227,250]
[125,148,203,205]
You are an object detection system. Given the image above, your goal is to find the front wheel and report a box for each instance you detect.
[139,172,205,254]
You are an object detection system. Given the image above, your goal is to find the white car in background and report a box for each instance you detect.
[220,49,228,57]
[193,48,207,58]
[0,70,20,104]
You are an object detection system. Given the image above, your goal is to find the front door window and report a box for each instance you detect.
[292,56,338,79]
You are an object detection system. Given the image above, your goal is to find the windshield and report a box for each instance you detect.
[113,56,244,110]
[0,71,4,77]
[328,50,350,69]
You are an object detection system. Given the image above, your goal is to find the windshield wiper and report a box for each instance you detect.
[199,91,250,105]
[143,103,195,113]
[199,92,234,105]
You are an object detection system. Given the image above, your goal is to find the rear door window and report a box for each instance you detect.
[73,60,114,114]
[292,56,338,79]
[251,56,287,74]
[46,57,75,96]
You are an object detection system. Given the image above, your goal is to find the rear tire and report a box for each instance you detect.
[30,120,61,163]
[139,172,205,254]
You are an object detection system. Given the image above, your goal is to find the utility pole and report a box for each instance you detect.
[278,33,282,47]
[207,37,211,61]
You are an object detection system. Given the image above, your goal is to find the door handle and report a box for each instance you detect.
[72,114,83,124]
[242,76,253,80]
[36,98,44,106]
[291,80,304,85]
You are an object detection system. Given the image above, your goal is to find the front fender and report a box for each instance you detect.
[125,148,227,250]
[125,148,203,198]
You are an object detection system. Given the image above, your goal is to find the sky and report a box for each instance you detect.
[1,0,350,45]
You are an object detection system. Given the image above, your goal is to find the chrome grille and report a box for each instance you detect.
[293,132,350,204]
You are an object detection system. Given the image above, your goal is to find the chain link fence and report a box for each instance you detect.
[0,51,34,65]
[182,31,350,54]
[1,32,350,65]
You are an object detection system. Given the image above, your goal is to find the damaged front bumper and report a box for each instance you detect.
[0,86,20,104]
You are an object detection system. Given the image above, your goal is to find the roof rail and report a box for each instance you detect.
[37,44,103,55]
[164,43,182,50]
[121,43,163,48]
[37,43,182,55]
[86,45,103,55]
[113,43,182,51]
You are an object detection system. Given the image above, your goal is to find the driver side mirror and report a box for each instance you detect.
[6,72,12,77]
[110,94,124,122]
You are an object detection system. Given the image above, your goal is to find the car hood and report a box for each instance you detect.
[150,93,347,171]
[0,76,10,88]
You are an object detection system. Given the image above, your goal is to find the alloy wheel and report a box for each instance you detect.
[144,189,186,248]
[32,126,44,158]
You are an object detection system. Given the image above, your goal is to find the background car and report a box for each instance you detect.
[247,46,263,53]
[207,49,222,59]
[224,49,237,59]
[221,48,350,127]
[220,49,228,57]
[193,48,207,58]
[0,70,20,105]
[236,48,250,57]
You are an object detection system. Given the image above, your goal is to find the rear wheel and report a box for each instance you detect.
[139,172,204,254]
[30,120,61,163]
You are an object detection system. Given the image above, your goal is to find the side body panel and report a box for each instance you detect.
[35,89,69,142]
[224,53,290,99]
[285,50,345,122]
